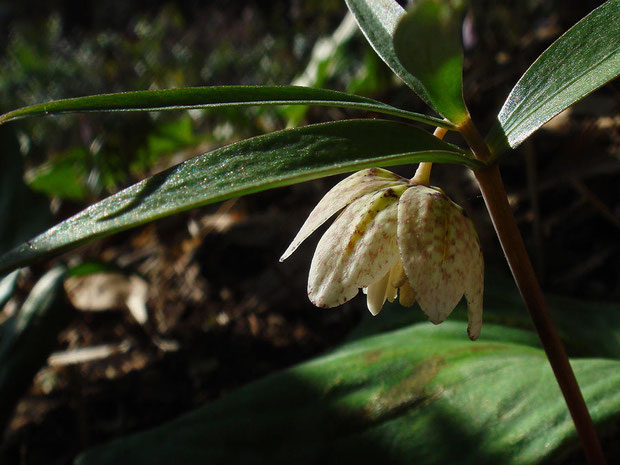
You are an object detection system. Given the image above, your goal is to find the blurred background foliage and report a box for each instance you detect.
[1,0,612,203]
[0,1,618,464]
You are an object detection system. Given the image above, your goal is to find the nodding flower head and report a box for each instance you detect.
[281,168,483,340]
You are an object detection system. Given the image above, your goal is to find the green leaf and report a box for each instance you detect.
[344,0,433,107]
[487,0,620,154]
[393,0,468,124]
[346,0,468,123]
[0,85,453,129]
[67,260,124,278]
[0,270,19,309]
[75,322,620,465]
[0,266,71,434]
[0,119,477,275]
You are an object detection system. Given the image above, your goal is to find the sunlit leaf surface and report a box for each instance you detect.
[0,85,452,129]
[487,0,620,154]
[0,119,476,275]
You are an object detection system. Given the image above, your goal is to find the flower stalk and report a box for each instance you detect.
[411,126,449,186]
[460,117,607,465]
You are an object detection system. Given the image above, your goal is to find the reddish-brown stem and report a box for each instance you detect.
[459,117,607,465]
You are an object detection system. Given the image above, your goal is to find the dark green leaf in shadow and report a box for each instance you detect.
[75,322,620,465]
[487,0,620,155]
[0,85,453,129]
[393,0,469,124]
[0,119,478,275]
[0,124,52,311]
[0,271,19,309]
[0,126,52,256]
[0,266,72,434]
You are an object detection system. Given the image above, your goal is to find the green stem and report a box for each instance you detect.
[459,117,607,465]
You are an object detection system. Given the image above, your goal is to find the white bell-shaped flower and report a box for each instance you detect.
[281,168,484,340]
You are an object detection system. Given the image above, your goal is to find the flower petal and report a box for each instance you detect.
[366,271,390,316]
[308,188,402,308]
[397,186,466,324]
[460,218,484,340]
[280,168,407,261]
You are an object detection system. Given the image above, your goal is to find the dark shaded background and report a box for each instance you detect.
[0,1,617,464]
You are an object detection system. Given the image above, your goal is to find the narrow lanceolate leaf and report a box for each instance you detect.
[393,0,469,124]
[344,0,433,108]
[0,85,453,129]
[487,0,620,154]
[0,120,477,275]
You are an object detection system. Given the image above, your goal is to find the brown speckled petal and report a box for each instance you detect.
[461,218,484,340]
[397,186,466,324]
[308,188,401,308]
[280,168,407,261]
